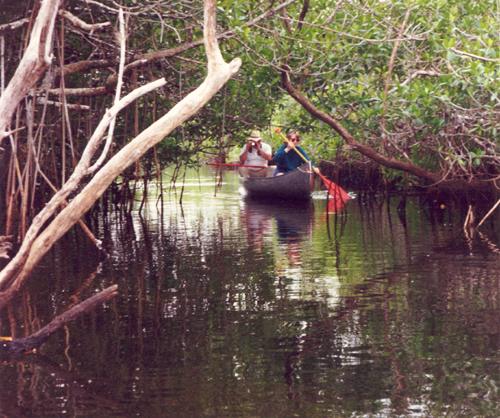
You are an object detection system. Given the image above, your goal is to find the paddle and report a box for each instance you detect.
[207,162,269,169]
[274,128,350,206]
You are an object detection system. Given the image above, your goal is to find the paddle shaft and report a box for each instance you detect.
[277,132,309,165]
[208,162,269,169]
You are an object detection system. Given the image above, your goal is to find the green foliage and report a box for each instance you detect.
[6,0,497,187]
[220,0,499,181]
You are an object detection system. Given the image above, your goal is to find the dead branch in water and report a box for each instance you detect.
[477,199,500,228]
[0,285,118,356]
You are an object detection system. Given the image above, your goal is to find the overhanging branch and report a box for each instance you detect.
[280,67,441,183]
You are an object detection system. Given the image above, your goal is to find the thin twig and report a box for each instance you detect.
[477,199,500,228]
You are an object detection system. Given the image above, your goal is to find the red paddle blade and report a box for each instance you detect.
[327,196,346,213]
[320,175,350,202]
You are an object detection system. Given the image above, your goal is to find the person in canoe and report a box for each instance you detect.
[272,130,317,176]
[239,130,273,177]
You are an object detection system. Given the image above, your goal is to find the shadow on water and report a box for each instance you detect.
[0,169,498,417]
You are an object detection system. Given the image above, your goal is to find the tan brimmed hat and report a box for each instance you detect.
[249,130,262,140]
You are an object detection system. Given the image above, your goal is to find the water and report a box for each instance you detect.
[0,169,498,417]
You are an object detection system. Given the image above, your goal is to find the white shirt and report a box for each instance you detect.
[239,141,272,166]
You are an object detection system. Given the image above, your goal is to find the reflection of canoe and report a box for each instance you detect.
[240,163,313,200]
[243,198,314,243]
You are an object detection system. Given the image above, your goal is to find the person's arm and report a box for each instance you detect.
[293,146,319,173]
[256,142,272,161]
[239,142,252,164]
[272,144,287,164]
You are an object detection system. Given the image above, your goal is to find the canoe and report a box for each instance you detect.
[240,163,313,200]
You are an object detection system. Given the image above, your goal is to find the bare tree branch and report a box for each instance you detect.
[88,7,126,173]
[399,69,441,87]
[35,98,90,109]
[56,0,296,92]
[0,285,118,355]
[450,47,500,63]
[0,18,30,35]
[0,0,62,142]
[0,78,165,292]
[59,10,111,32]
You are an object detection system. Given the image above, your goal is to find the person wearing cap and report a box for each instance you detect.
[239,130,272,177]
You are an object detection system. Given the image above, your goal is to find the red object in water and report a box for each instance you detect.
[318,174,350,213]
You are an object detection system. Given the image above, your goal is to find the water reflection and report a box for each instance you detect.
[242,198,313,255]
[0,169,498,417]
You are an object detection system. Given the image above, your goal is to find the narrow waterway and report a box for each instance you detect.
[0,168,498,417]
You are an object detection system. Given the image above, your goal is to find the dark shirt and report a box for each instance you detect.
[272,144,310,174]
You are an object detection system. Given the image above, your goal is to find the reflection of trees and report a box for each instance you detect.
[267,198,499,416]
[0,355,122,416]
[0,197,497,416]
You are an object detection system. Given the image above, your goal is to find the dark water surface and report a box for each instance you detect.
[1,169,499,417]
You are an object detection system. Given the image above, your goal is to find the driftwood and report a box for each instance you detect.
[0,285,118,356]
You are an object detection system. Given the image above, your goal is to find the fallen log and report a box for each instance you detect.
[0,285,118,356]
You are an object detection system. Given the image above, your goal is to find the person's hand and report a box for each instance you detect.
[285,139,295,152]
[246,141,253,151]
[313,167,321,175]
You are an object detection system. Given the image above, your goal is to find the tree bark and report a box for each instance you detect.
[0,236,12,260]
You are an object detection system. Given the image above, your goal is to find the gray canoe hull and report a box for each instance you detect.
[241,164,313,200]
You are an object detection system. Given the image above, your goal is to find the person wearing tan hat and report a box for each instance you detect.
[239,130,272,177]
